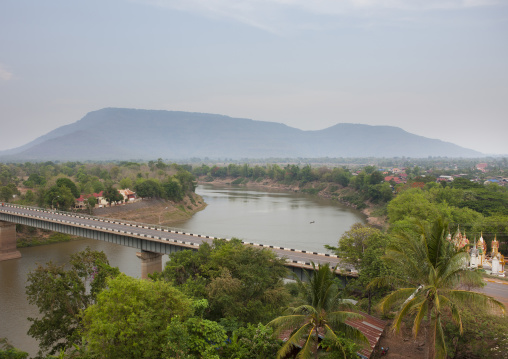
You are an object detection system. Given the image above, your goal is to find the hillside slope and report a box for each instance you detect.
[0,108,483,160]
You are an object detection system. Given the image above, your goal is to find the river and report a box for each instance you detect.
[0,184,365,355]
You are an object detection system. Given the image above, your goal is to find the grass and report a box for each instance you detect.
[17,232,78,248]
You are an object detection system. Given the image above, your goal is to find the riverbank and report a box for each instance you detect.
[16,228,80,248]
[92,192,207,225]
[198,178,387,229]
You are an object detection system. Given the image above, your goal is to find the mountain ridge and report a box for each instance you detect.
[0,108,484,161]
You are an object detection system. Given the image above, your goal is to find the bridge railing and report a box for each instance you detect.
[1,203,348,270]
[1,202,227,238]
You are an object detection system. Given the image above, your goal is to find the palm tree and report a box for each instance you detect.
[268,263,368,359]
[375,218,505,359]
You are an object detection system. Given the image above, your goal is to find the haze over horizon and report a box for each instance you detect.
[1,1,507,155]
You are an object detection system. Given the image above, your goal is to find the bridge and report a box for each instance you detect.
[0,204,353,279]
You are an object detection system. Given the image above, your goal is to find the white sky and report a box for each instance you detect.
[1,0,507,155]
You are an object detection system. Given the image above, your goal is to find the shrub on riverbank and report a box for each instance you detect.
[16,225,78,247]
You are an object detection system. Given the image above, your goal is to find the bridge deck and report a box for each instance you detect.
[0,204,354,274]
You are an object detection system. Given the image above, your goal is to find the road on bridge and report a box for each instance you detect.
[0,204,348,272]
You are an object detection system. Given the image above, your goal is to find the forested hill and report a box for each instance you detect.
[0,108,482,161]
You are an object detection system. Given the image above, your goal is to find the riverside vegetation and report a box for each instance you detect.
[0,158,507,358]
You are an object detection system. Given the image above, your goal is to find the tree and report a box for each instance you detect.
[23,173,46,188]
[326,223,395,314]
[387,188,441,225]
[375,218,505,359]
[23,190,35,205]
[56,177,79,198]
[174,170,197,193]
[134,179,163,198]
[44,185,75,210]
[164,316,227,359]
[0,338,28,359]
[109,165,120,180]
[163,177,184,201]
[102,185,123,206]
[25,248,118,356]
[268,263,367,359]
[86,196,97,215]
[81,274,193,358]
[220,323,282,359]
[0,186,13,202]
[325,223,379,269]
[156,239,290,326]
[118,177,133,189]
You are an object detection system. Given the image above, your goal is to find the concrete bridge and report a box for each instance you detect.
[0,204,353,279]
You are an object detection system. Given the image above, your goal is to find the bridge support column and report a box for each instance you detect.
[136,250,162,279]
[0,221,21,261]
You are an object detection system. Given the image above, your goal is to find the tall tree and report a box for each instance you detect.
[156,239,290,326]
[25,248,119,356]
[375,218,505,359]
[81,274,193,359]
[44,185,75,210]
[56,177,80,198]
[326,223,395,314]
[268,263,367,359]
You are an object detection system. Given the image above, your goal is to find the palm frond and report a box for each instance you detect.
[297,326,317,359]
[322,328,348,359]
[412,298,428,337]
[277,322,312,359]
[268,314,308,336]
[447,298,463,334]
[377,288,420,314]
[446,290,506,314]
[367,275,414,290]
[435,316,447,359]
[331,321,369,346]
[328,310,364,324]
[392,294,422,334]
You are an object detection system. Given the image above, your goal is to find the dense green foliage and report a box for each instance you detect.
[154,238,290,326]
[220,323,282,359]
[0,338,28,359]
[82,274,193,358]
[0,161,197,211]
[326,223,396,314]
[25,248,120,356]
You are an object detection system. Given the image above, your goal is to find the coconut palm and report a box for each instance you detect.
[375,218,505,359]
[268,263,368,359]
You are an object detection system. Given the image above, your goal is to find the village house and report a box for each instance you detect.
[118,188,136,201]
[436,175,453,182]
[75,189,137,209]
[476,163,488,172]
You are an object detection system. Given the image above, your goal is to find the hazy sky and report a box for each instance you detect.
[1,0,507,155]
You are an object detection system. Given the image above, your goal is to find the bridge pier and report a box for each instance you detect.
[136,250,163,279]
[0,221,21,261]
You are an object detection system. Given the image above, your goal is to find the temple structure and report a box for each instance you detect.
[449,226,470,250]
[447,227,505,276]
[490,236,506,277]
[470,238,479,269]
[448,227,470,268]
